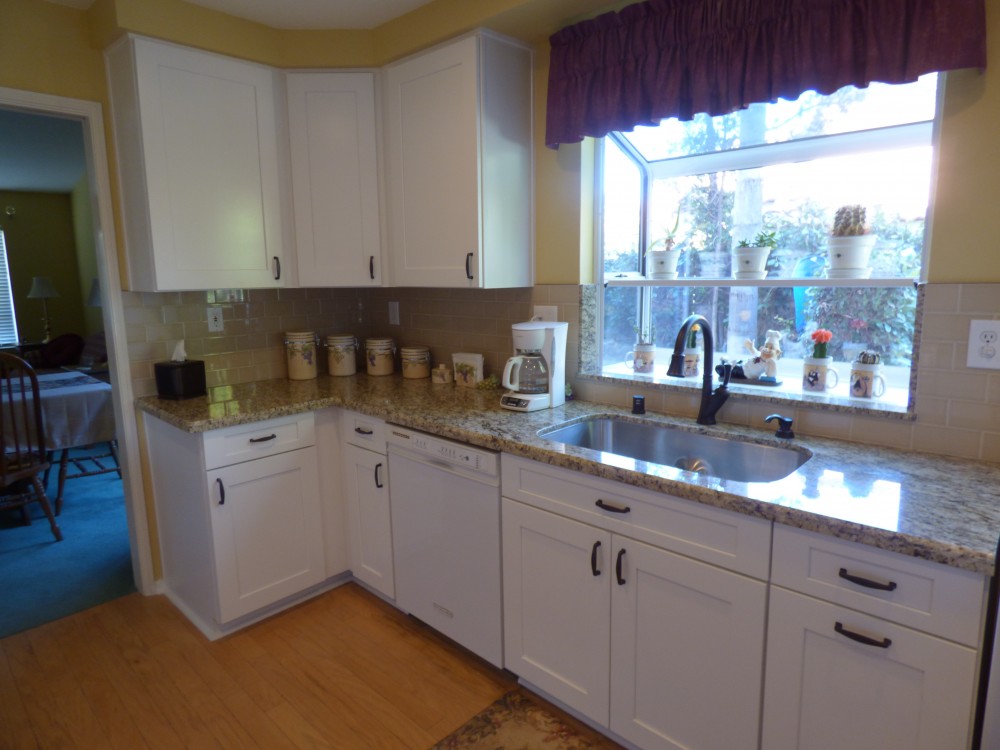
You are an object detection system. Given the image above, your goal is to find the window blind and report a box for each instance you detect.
[0,231,21,346]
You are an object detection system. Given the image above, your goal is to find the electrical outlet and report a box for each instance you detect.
[532,305,558,322]
[967,319,1000,369]
[389,301,400,326]
[207,306,224,333]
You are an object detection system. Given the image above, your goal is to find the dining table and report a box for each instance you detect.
[14,371,118,512]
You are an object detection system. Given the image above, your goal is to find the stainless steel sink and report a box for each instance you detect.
[539,417,810,483]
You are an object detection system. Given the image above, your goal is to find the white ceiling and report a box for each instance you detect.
[45,0,438,30]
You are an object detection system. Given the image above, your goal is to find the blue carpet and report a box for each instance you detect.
[0,445,135,638]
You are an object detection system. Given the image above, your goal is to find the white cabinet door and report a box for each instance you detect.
[106,36,286,291]
[610,537,767,750]
[502,499,611,724]
[287,72,382,287]
[762,587,978,750]
[208,446,324,623]
[384,32,532,288]
[342,442,394,598]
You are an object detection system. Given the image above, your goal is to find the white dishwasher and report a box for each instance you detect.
[387,425,503,668]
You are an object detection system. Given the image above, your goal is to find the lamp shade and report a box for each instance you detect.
[27,276,59,299]
[86,278,101,307]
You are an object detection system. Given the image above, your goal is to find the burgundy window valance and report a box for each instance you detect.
[545,0,987,148]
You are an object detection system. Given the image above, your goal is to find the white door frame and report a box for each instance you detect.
[0,85,154,595]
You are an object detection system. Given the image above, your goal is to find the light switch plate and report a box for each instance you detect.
[532,305,558,322]
[967,319,1000,369]
[388,301,400,326]
[207,306,224,333]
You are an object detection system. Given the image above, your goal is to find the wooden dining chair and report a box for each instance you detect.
[0,353,62,541]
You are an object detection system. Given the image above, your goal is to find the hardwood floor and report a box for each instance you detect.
[0,583,517,749]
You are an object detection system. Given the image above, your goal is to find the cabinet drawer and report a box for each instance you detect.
[501,455,771,579]
[203,413,315,470]
[771,524,987,646]
[341,411,386,452]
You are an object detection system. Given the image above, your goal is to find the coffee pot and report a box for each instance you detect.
[500,321,568,412]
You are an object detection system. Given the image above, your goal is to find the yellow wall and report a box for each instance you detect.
[0,190,86,343]
[0,0,997,287]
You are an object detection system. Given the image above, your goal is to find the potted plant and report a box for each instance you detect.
[802,328,839,392]
[627,321,656,373]
[828,205,876,278]
[646,205,683,279]
[732,231,776,279]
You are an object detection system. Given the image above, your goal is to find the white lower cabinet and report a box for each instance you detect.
[762,587,979,750]
[146,413,324,638]
[503,499,611,722]
[502,455,771,750]
[208,448,324,622]
[340,411,394,598]
[762,524,987,750]
[609,536,767,750]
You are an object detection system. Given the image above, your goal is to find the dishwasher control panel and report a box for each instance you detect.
[387,426,499,478]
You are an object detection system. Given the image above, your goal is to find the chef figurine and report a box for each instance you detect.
[742,329,783,383]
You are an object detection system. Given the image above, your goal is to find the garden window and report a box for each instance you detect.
[596,75,937,411]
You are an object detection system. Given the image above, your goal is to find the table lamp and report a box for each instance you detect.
[27,276,59,343]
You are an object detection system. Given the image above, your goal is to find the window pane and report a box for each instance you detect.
[601,138,642,276]
[647,148,929,280]
[622,75,937,162]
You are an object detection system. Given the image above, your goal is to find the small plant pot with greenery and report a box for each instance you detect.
[827,205,876,278]
[732,231,776,279]
[646,205,683,279]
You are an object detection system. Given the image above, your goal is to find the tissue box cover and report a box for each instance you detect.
[154,360,206,399]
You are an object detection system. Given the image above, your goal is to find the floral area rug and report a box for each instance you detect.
[430,689,622,750]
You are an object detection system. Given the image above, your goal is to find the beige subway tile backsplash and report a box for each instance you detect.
[124,281,998,464]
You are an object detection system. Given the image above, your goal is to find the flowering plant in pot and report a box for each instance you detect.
[803,329,839,392]
[828,205,876,278]
[733,230,776,279]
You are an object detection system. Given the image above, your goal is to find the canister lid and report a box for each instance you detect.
[366,337,395,351]
[285,331,316,340]
[326,334,356,345]
[401,345,430,356]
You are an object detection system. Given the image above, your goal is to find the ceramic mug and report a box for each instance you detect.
[626,345,655,374]
[850,363,886,398]
[803,356,838,392]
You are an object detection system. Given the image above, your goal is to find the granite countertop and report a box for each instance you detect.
[136,374,1000,576]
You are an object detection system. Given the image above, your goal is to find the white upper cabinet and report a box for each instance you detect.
[106,35,289,291]
[286,72,382,286]
[383,31,534,288]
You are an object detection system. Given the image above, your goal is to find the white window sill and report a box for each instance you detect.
[584,356,913,419]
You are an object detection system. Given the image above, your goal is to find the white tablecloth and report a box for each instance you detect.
[28,372,115,451]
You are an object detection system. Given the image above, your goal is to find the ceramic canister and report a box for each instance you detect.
[326,334,358,377]
[400,345,431,379]
[365,337,396,376]
[285,331,319,380]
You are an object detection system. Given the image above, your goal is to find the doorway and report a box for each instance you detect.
[0,87,154,611]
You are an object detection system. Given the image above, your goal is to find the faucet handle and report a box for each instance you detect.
[765,414,794,439]
[719,362,733,387]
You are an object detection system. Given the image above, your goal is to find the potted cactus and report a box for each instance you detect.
[732,230,776,279]
[827,205,876,278]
